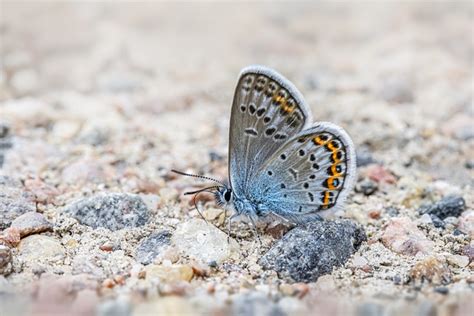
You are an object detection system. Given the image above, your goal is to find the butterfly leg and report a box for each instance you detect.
[247,214,262,246]
[227,213,240,243]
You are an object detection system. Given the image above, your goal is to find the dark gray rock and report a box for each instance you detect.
[64,193,149,231]
[355,179,378,196]
[429,214,445,229]
[135,230,172,265]
[0,176,36,229]
[356,148,376,167]
[0,123,12,168]
[419,195,466,220]
[259,220,366,283]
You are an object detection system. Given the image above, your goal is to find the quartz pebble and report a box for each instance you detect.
[172,219,239,264]
[382,217,434,256]
[19,235,65,264]
[458,210,474,238]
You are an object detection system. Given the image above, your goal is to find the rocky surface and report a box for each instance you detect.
[259,220,366,282]
[1,2,473,316]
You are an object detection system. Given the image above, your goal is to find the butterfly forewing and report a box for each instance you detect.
[229,66,312,196]
[252,122,356,220]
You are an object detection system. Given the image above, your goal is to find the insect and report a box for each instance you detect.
[173,65,356,238]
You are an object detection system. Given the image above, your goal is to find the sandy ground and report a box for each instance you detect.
[0,2,473,316]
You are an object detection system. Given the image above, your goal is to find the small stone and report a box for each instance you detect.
[382,217,435,256]
[102,278,115,288]
[355,179,378,196]
[434,287,449,295]
[0,227,21,247]
[172,219,239,264]
[10,212,53,238]
[19,235,65,263]
[259,220,366,282]
[430,214,445,229]
[458,210,474,238]
[144,264,194,283]
[419,195,466,220]
[364,165,397,184]
[368,209,381,220]
[446,255,469,268]
[24,178,60,204]
[0,176,36,229]
[351,253,370,271]
[64,193,149,231]
[99,242,114,252]
[410,257,451,285]
[61,159,109,184]
[355,147,376,167]
[135,230,172,265]
[462,244,474,262]
[0,244,12,275]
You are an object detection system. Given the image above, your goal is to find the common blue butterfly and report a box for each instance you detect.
[173,65,356,235]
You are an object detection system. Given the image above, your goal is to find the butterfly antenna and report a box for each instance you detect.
[171,169,226,187]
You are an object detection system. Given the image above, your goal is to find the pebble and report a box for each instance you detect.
[462,244,474,262]
[364,165,397,184]
[0,244,12,275]
[24,178,60,204]
[356,148,377,167]
[259,220,366,282]
[172,219,239,264]
[144,264,194,283]
[0,176,36,229]
[410,257,451,285]
[10,212,53,238]
[135,230,172,265]
[446,255,469,268]
[434,287,449,295]
[418,195,466,220]
[430,215,445,229]
[61,159,108,184]
[19,235,65,263]
[458,210,474,238]
[382,217,435,256]
[355,179,378,196]
[64,193,149,231]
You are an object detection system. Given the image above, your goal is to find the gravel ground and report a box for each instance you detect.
[1,2,473,316]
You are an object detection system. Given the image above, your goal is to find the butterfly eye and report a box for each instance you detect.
[224,189,232,202]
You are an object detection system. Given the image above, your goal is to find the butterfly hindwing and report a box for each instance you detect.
[229,66,312,195]
[251,122,357,222]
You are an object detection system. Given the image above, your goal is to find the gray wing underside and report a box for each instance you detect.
[252,122,357,221]
[228,65,312,196]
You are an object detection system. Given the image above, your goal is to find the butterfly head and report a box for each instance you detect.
[215,186,233,208]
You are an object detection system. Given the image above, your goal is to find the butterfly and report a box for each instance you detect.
[173,65,356,236]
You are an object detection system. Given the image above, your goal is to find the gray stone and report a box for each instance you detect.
[419,195,466,220]
[0,176,36,229]
[356,148,376,167]
[259,220,366,282]
[135,231,172,265]
[64,193,149,231]
[355,179,378,196]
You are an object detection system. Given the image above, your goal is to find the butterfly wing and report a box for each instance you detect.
[251,122,357,222]
[229,66,312,196]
